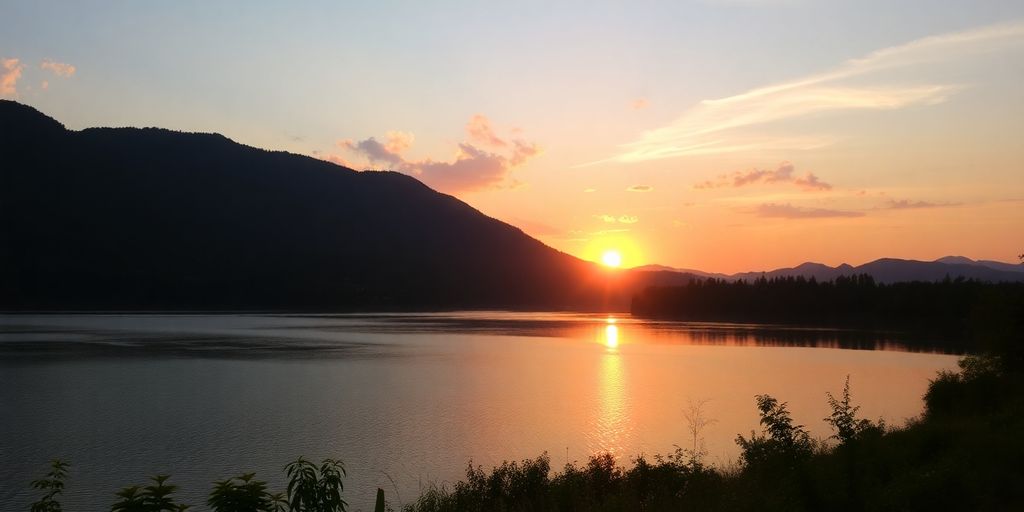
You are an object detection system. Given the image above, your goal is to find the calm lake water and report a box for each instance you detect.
[0,313,959,510]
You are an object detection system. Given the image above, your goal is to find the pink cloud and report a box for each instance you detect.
[41,59,76,77]
[696,162,832,191]
[883,199,959,209]
[754,202,863,219]
[1,58,24,97]
[466,114,508,148]
[338,115,542,194]
[631,98,649,110]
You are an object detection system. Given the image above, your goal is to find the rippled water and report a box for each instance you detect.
[0,313,959,510]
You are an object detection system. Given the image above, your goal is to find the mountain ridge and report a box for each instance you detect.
[634,256,1024,284]
[2,100,692,311]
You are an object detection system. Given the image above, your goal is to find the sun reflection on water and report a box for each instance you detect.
[605,324,619,350]
[591,316,630,455]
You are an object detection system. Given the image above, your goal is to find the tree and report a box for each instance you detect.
[30,460,69,512]
[736,394,812,468]
[208,473,286,512]
[682,398,717,468]
[285,457,348,512]
[824,376,873,444]
[111,475,190,512]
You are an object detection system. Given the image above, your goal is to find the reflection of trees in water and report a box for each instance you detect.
[679,326,959,353]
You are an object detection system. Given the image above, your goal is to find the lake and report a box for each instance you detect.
[0,313,959,510]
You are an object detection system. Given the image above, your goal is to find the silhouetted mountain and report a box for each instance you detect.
[638,257,1024,284]
[935,255,1024,273]
[0,101,684,311]
[631,264,731,280]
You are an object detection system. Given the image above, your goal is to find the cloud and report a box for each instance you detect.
[603,20,1024,163]
[383,131,414,153]
[466,114,507,148]
[41,59,75,77]
[696,162,831,190]
[338,115,541,193]
[414,143,510,192]
[596,214,639,224]
[882,199,957,209]
[631,98,649,110]
[754,203,864,219]
[339,137,404,166]
[510,139,541,166]
[626,185,653,192]
[583,188,597,193]
[1,58,23,97]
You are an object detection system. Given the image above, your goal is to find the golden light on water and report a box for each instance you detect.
[595,315,628,455]
[605,324,619,349]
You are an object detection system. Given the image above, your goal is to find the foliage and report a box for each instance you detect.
[285,457,348,512]
[824,376,874,444]
[111,475,190,512]
[736,394,813,469]
[30,459,70,512]
[208,473,286,512]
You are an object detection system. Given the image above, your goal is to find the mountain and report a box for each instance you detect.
[635,257,1024,284]
[934,256,1024,273]
[631,264,731,280]
[0,101,686,311]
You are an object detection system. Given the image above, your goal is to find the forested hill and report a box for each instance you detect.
[632,275,1024,345]
[0,100,683,311]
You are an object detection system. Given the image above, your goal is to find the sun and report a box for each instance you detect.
[601,250,622,268]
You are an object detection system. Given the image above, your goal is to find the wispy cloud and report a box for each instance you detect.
[631,98,649,110]
[596,214,639,224]
[882,199,958,210]
[333,114,541,194]
[602,20,1024,163]
[41,59,75,77]
[1,58,23,97]
[626,185,653,192]
[754,203,864,219]
[696,162,831,191]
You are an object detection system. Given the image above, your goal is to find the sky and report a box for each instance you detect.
[3,0,1023,273]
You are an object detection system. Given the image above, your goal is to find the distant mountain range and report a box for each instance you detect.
[634,256,1024,284]
[1,100,687,311]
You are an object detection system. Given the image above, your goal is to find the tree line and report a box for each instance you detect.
[631,275,1024,348]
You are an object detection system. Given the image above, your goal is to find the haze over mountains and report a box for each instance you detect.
[635,256,1024,284]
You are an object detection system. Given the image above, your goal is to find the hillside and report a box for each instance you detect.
[0,101,685,311]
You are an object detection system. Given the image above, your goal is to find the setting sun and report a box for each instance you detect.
[601,250,622,268]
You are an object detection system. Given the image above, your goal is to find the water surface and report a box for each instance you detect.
[0,313,959,510]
